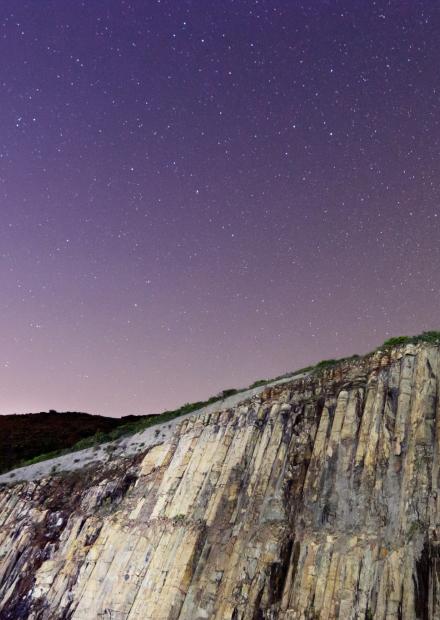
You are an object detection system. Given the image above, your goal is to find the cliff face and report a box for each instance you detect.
[1,343,440,619]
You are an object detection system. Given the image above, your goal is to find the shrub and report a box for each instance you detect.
[381,332,440,348]
[8,328,440,474]
[315,359,338,369]
[220,388,238,398]
[249,379,267,389]
[382,336,412,347]
[418,331,440,343]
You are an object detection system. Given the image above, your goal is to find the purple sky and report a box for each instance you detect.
[1,1,439,416]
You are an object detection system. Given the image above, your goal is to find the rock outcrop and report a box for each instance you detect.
[1,343,440,619]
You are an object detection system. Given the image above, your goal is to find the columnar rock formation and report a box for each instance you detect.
[1,343,439,619]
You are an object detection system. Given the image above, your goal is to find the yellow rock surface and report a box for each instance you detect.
[0,343,439,618]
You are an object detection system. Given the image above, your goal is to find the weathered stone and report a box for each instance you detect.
[0,343,439,618]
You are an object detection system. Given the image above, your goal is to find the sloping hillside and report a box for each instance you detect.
[0,410,137,473]
[1,340,440,618]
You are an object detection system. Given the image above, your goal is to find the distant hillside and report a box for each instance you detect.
[3,338,440,618]
[3,331,439,476]
[0,391,243,474]
[0,410,143,474]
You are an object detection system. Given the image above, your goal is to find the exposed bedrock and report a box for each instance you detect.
[1,343,440,619]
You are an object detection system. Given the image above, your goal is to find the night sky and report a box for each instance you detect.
[1,1,439,416]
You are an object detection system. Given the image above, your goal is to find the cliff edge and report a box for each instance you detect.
[1,342,439,619]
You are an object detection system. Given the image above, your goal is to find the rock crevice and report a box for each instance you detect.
[1,343,439,619]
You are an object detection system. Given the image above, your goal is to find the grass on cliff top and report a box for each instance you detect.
[17,369,317,472]
[14,391,236,470]
[12,370,311,472]
[10,330,440,473]
[381,331,440,347]
[311,330,440,373]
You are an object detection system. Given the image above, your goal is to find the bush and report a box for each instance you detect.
[382,336,412,347]
[381,332,440,349]
[249,379,267,389]
[315,359,338,369]
[220,388,238,398]
[10,328,440,474]
[418,331,440,343]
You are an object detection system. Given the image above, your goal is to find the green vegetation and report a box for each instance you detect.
[173,514,186,523]
[276,365,314,378]
[419,330,440,343]
[14,449,68,468]
[5,329,440,474]
[4,363,323,473]
[381,331,440,349]
[249,379,268,388]
[14,392,250,470]
[312,355,360,373]
[311,330,440,376]
[0,410,130,474]
[382,335,412,347]
[315,358,339,369]
[219,388,238,398]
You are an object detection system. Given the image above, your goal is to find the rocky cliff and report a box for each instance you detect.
[1,343,439,619]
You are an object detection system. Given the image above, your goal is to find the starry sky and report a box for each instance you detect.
[1,1,439,416]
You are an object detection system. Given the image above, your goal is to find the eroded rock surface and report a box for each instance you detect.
[1,343,440,619]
